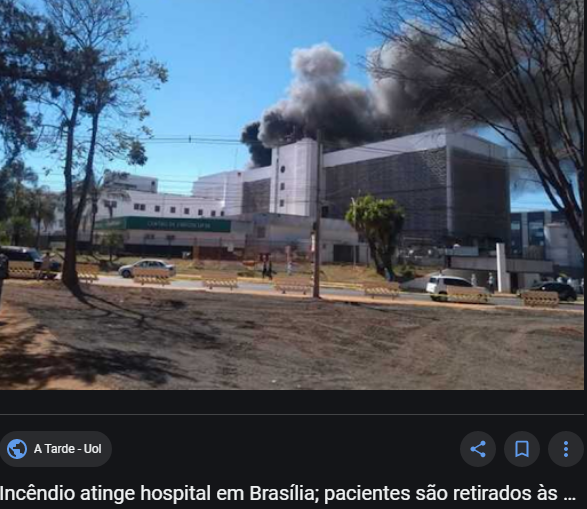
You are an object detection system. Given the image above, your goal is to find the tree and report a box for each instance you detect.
[371,0,584,249]
[30,186,57,248]
[40,0,166,293]
[100,230,124,263]
[0,0,46,159]
[346,195,405,278]
[0,159,38,244]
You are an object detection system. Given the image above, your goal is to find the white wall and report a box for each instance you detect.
[446,132,509,160]
[545,223,584,269]
[269,139,318,217]
[324,129,448,167]
[104,172,159,193]
[51,190,226,234]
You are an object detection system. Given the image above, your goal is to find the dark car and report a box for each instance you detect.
[0,246,62,279]
[530,282,578,302]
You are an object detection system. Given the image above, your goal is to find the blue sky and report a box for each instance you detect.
[31,0,551,210]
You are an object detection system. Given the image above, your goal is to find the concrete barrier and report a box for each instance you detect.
[363,281,401,299]
[133,268,172,286]
[522,291,560,309]
[274,278,313,295]
[201,272,239,291]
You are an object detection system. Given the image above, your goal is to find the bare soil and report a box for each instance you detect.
[0,281,583,390]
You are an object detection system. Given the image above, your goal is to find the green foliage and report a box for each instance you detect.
[127,140,148,166]
[346,195,405,278]
[0,160,53,245]
[101,230,124,262]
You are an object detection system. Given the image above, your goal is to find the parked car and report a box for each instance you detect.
[426,275,482,302]
[0,246,61,279]
[526,282,578,302]
[118,259,176,279]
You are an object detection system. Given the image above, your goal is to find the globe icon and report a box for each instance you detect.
[7,439,27,460]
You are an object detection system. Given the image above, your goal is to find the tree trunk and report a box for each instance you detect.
[88,200,98,256]
[368,239,385,276]
[35,220,41,249]
[63,107,100,294]
[61,99,82,293]
[381,249,394,282]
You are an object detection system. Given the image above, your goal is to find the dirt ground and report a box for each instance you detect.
[0,281,583,390]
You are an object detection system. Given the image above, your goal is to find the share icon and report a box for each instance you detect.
[471,441,486,458]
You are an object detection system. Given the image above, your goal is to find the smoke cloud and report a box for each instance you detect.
[258,44,382,149]
[244,42,445,163]
[241,122,272,168]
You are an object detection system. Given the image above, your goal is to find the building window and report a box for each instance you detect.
[528,213,546,247]
[155,205,161,213]
[280,182,286,191]
[279,200,285,208]
[170,207,176,214]
[211,211,217,217]
[134,203,146,211]
[220,211,225,217]
[184,208,190,215]
[280,166,286,174]
[198,209,204,216]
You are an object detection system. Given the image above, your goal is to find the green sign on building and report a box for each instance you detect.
[96,216,232,233]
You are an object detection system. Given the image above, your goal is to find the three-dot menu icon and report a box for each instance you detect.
[548,432,583,467]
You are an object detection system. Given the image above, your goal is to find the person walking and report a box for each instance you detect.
[0,253,9,314]
[268,260,274,281]
[37,251,52,281]
[287,260,294,277]
[471,273,478,288]
[488,273,496,294]
[261,257,268,280]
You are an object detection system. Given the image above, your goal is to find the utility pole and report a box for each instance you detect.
[313,130,323,299]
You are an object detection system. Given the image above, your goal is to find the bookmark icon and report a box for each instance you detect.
[515,441,530,458]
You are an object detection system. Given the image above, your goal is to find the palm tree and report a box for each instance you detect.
[87,171,131,254]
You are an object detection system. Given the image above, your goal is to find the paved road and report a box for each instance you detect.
[93,275,584,310]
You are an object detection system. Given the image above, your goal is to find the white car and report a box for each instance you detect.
[118,259,176,279]
[426,275,482,301]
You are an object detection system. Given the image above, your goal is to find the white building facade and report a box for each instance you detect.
[47,129,514,261]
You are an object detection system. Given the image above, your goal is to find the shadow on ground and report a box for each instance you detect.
[0,306,195,390]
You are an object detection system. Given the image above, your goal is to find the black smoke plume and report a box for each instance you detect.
[242,42,443,159]
[241,122,272,167]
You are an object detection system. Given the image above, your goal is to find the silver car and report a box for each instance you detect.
[118,259,176,279]
[426,275,485,302]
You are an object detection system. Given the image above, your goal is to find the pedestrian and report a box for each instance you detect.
[268,260,274,281]
[471,273,478,288]
[261,256,268,280]
[0,253,9,314]
[488,273,496,294]
[37,251,53,281]
[287,260,293,277]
